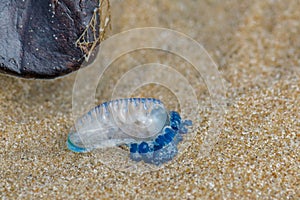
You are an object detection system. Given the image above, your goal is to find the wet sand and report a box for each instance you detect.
[1,0,299,199]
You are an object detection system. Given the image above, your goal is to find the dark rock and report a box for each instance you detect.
[0,0,108,79]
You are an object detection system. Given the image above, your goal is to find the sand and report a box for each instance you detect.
[1,0,299,199]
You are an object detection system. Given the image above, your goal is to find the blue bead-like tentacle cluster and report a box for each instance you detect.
[129,111,192,165]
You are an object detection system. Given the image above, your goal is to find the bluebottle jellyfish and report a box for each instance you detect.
[67,98,192,165]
